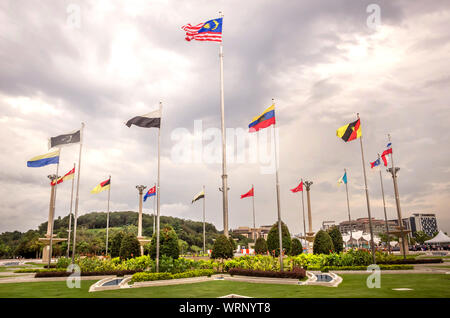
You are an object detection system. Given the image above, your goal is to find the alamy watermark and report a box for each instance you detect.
[66,264,81,288]
[366,4,381,30]
[366,264,381,288]
[170,120,279,174]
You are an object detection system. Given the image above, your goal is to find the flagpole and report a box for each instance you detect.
[251,185,256,240]
[202,185,206,255]
[387,134,407,259]
[344,168,353,249]
[301,178,307,249]
[377,153,391,253]
[106,175,111,256]
[71,122,84,265]
[66,163,75,258]
[153,182,156,236]
[272,99,284,271]
[357,114,376,264]
[218,11,229,238]
[156,102,162,272]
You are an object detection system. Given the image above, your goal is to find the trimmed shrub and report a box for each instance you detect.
[290,238,303,256]
[119,233,140,260]
[149,226,180,260]
[56,257,71,269]
[313,230,334,255]
[254,237,268,255]
[328,226,344,253]
[228,267,306,279]
[211,235,234,259]
[35,269,142,278]
[130,269,216,283]
[267,221,292,257]
[110,231,125,258]
[229,237,237,252]
[320,265,413,272]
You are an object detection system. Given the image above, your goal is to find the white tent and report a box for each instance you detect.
[425,230,450,244]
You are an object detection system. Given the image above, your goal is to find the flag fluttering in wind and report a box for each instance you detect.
[370,158,381,168]
[338,171,348,186]
[48,130,81,149]
[290,181,303,193]
[27,150,60,167]
[336,119,361,142]
[50,167,75,186]
[91,178,111,194]
[192,189,205,203]
[381,143,392,166]
[126,109,161,128]
[248,104,275,132]
[240,187,254,199]
[144,186,156,202]
[182,17,223,42]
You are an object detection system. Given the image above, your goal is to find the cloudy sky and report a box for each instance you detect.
[1,0,449,236]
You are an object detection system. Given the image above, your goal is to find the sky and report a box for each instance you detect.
[1,0,449,236]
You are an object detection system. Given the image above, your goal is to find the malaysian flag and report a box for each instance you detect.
[182,17,222,42]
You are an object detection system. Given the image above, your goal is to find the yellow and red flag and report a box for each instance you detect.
[336,119,362,142]
[91,178,111,194]
[50,167,75,186]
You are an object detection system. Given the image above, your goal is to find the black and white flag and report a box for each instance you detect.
[48,130,81,149]
[126,109,161,128]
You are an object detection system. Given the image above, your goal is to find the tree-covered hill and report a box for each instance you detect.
[0,211,220,258]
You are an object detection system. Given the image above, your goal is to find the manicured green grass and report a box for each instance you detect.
[0,274,448,298]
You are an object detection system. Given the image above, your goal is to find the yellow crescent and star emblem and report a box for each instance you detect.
[202,20,219,30]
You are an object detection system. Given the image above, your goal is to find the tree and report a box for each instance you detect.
[313,230,334,254]
[149,225,180,259]
[228,237,237,252]
[119,233,140,260]
[414,231,431,244]
[266,221,292,257]
[110,231,124,257]
[211,235,233,259]
[254,237,268,254]
[290,238,303,255]
[327,226,344,253]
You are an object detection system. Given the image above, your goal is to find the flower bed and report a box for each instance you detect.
[34,269,142,278]
[130,269,216,283]
[228,267,306,279]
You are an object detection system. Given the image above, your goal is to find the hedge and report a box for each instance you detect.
[228,267,306,279]
[308,265,414,272]
[378,258,442,265]
[14,268,60,273]
[34,269,143,278]
[130,269,216,283]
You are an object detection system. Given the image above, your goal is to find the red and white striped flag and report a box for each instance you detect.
[181,17,223,42]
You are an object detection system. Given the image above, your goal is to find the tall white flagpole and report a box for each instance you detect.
[218,11,229,238]
[301,178,307,248]
[105,175,111,256]
[66,163,76,258]
[357,114,376,264]
[202,185,206,255]
[272,99,284,271]
[71,122,85,265]
[156,102,162,272]
[252,185,256,240]
[378,153,391,253]
[153,182,156,235]
[344,168,353,248]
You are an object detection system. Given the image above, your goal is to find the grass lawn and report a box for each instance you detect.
[0,274,448,298]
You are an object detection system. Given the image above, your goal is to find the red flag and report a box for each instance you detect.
[50,167,75,186]
[240,187,254,199]
[381,148,392,166]
[290,181,303,193]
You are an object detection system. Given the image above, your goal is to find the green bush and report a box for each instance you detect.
[119,233,141,260]
[266,221,292,257]
[56,257,72,269]
[320,265,413,272]
[313,230,334,255]
[327,226,344,253]
[290,238,303,256]
[149,226,180,260]
[130,269,216,283]
[110,231,125,258]
[211,235,233,259]
[229,237,237,252]
[254,237,268,255]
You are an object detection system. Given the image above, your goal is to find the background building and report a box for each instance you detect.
[231,225,272,240]
[321,221,335,231]
[338,217,396,235]
[409,213,438,237]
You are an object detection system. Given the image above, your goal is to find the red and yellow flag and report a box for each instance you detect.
[50,167,75,186]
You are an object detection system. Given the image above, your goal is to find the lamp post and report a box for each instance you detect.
[136,185,147,256]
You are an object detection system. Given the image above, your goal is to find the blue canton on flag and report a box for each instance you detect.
[144,186,156,202]
[182,18,223,42]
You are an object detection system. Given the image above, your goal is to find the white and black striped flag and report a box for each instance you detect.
[48,130,81,149]
[126,109,161,128]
